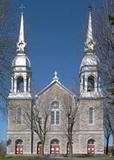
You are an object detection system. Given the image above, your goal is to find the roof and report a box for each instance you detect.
[35,80,76,98]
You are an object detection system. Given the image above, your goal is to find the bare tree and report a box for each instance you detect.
[94,0,114,87]
[0,140,6,156]
[0,0,16,100]
[94,0,114,150]
[104,105,112,155]
[0,1,18,132]
[25,98,50,155]
[63,95,78,156]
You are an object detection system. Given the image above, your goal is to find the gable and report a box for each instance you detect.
[35,81,76,115]
[35,81,75,99]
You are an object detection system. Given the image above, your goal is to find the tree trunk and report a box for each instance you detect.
[112,133,114,156]
[67,129,73,157]
[106,137,109,155]
[69,143,72,157]
[67,142,72,157]
[41,142,45,156]
[106,140,109,155]
[31,130,33,154]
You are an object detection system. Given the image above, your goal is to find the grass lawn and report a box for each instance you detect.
[0,155,113,160]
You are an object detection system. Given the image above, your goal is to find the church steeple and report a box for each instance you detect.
[84,6,95,54]
[79,6,102,98]
[9,10,31,98]
[17,12,26,53]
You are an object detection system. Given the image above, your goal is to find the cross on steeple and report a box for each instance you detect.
[88,4,92,11]
[53,71,59,82]
[19,4,25,13]
[51,71,61,83]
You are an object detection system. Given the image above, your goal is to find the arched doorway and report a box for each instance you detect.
[50,139,60,155]
[37,142,43,155]
[87,139,95,155]
[15,139,23,155]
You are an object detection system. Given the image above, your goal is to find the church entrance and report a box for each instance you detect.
[15,139,23,155]
[37,142,43,155]
[87,139,95,155]
[50,139,60,155]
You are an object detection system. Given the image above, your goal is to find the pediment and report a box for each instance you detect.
[35,81,75,98]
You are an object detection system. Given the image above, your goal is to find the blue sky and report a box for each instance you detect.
[0,0,102,140]
[19,0,100,91]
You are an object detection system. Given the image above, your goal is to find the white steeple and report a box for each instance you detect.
[79,6,102,98]
[84,6,95,53]
[9,10,31,98]
[17,12,26,52]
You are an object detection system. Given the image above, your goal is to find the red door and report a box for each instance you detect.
[15,144,23,155]
[51,144,60,155]
[37,144,43,155]
[87,144,95,155]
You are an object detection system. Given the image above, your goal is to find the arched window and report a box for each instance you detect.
[15,139,23,145]
[26,77,29,92]
[87,75,94,92]
[16,108,22,124]
[89,107,94,124]
[83,75,85,90]
[88,139,95,144]
[51,139,59,145]
[17,76,24,92]
[51,101,59,125]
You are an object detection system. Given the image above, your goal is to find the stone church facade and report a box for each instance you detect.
[7,8,104,155]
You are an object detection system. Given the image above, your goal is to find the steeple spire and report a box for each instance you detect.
[84,6,95,53]
[17,11,26,52]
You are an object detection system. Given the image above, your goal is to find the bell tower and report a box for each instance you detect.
[80,7,102,98]
[9,12,31,97]
[7,11,32,155]
[78,7,104,154]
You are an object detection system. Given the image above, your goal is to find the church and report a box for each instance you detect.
[7,7,104,155]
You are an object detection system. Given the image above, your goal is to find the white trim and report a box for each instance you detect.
[77,151,103,154]
[78,152,87,154]
[8,92,32,99]
[7,131,31,134]
[78,131,104,134]
[95,152,104,154]
[22,152,31,154]
[7,152,15,155]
